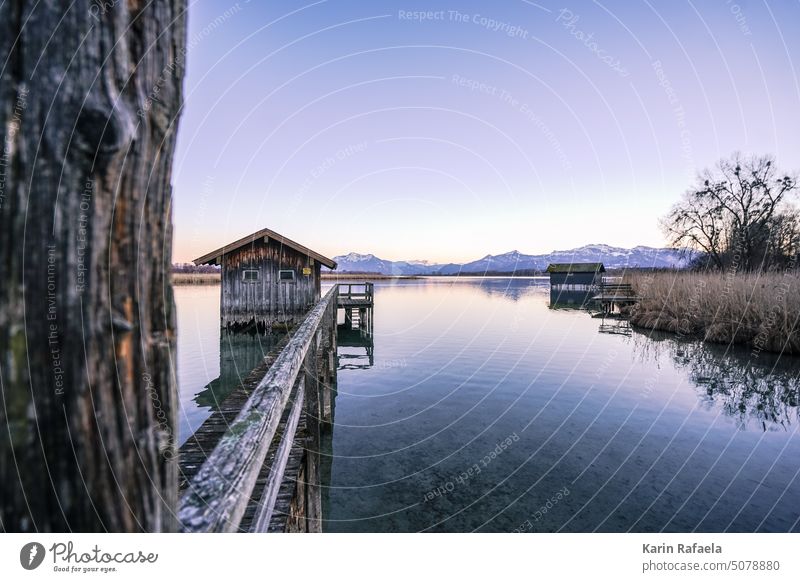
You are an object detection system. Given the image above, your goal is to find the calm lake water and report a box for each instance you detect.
[175,278,800,532]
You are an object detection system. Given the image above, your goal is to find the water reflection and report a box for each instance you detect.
[628,330,800,431]
[179,279,800,532]
[323,320,374,522]
[549,288,595,309]
[337,327,374,370]
[418,276,547,301]
[597,318,632,336]
[462,277,546,301]
[192,330,279,412]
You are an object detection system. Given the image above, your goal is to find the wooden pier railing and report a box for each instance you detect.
[337,282,374,306]
[178,286,338,533]
[592,281,641,316]
[594,282,638,301]
[338,282,374,331]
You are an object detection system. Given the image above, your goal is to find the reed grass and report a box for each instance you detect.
[624,271,800,355]
[171,272,221,285]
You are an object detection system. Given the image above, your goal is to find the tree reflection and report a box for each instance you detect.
[629,330,800,431]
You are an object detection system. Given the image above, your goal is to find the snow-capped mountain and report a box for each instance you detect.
[542,244,691,270]
[438,250,540,274]
[332,253,439,275]
[334,253,394,273]
[330,245,692,275]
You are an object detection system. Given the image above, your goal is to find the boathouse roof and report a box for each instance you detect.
[546,262,605,273]
[193,227,337,269]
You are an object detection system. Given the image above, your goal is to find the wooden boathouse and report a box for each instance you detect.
[546,262,605,290]
[180,233,377,532]
[194,227,338,330]
[548,262,605,308]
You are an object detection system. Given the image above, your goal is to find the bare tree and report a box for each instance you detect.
[662,153,798,271]
[762,210,800,269]
[0,1,186,531]
[662,188,729,269]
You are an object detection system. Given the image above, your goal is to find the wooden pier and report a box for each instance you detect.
[592,281,640,315]
[177,281,377,533]
[338,282,374,331]
[178,286,340,532]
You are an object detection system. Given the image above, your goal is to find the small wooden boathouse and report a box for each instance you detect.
[194,227,337,329]
[546,262,605,290]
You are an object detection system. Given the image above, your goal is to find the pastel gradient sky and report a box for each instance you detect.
[171,0,800,263]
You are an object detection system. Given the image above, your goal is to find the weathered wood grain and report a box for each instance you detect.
[0,1,185,532]
[250,377,305,532]
[179,332,291,491]
[304,331,322,532]
[213,237,325,329]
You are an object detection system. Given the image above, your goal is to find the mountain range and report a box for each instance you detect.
[329,244,692,275]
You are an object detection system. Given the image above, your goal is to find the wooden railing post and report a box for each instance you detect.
[303,329,322,532]
[321,295,335,427]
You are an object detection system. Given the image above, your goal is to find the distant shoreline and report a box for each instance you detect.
[172,272,221,285]
[171,272,427,284]
[321,273,423,280]
[172,272,555,284]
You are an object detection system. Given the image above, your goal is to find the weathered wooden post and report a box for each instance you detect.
[0,1,186,531]
[323,292,338,427]
[320,309,332,427]
[304,330,323,531]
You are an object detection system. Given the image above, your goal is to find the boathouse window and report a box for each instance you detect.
[242,269,259,282]
[279,269,296,282]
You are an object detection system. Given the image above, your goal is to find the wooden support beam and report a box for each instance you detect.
[250,377,305,533]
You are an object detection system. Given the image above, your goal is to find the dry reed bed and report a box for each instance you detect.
[624,271,800,355]
[172,272,221,285]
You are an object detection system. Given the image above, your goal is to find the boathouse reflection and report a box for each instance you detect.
[193,330,280,412]
[549,288,595,309]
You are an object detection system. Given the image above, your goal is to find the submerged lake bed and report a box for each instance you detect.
[175,278,800,533]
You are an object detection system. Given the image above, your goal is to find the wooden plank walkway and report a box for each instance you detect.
[239,389,308,532]
[178,334,312,533]
[178,286,339,533]
[178,339,312,533]
[178,332,292,492]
